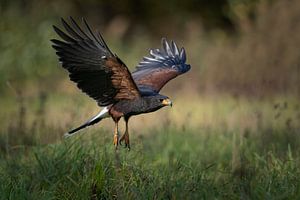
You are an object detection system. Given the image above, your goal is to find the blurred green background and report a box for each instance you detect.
[1,0,299,96]
[1,0,300,199]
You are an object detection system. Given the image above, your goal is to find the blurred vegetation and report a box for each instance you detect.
[1,0,299,96]
[0,0,300,198]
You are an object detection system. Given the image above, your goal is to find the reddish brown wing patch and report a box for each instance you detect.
[134,68,179,92]
[106,58,140,100]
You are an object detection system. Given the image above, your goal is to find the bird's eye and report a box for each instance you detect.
[159,99,164,102]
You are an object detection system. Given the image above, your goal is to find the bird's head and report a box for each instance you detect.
[146,94,172,112]
[152,94,172,108]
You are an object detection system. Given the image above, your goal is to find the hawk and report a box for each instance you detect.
[51,17,191,149]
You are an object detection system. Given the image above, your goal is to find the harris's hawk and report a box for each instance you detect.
[51,17,191,149]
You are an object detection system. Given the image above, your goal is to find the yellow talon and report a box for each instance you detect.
[113,133,119,149]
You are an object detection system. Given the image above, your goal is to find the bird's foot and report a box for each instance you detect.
[113,133,119,150]
[119,132,130,150]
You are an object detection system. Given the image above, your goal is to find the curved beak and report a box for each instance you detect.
[162,98,173,107]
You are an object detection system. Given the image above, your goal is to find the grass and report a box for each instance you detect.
[0,91,299,199]
[1,84,299,199]
[1,126,300,199]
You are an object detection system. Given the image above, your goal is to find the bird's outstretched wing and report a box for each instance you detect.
[132,38,191,95]
[51,17,140,106]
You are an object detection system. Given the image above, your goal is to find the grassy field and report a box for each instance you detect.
[0,94,299,199]
[1,126,300,199]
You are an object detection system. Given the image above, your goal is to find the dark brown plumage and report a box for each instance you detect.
[51,17,191,149]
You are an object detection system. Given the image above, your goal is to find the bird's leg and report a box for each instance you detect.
[113,121,119,149]
[119,119,130,149]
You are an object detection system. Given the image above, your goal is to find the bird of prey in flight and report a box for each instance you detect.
[51,17,191,149]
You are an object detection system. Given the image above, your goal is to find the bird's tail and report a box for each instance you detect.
[64,107,110,138]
